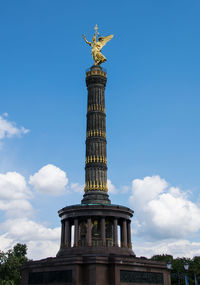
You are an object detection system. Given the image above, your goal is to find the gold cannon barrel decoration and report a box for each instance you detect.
[85,156,107,165]
[84,181,108,192]
[87,104,105,113]
[87,130,106,138]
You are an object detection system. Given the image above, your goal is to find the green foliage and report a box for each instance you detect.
[151,254,173,263]
[150,254,200,285]
[0,244,28,285]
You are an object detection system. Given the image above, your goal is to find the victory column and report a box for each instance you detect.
[82,25,113,204]
[21,25,171,285]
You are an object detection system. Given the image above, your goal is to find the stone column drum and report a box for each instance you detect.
[82,65,110,205]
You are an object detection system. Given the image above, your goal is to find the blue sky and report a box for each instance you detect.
[0,0,200,259]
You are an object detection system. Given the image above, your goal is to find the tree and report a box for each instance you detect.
[0,244,28,285]
[190,256,200,285]
[150,254,200,285]
[151,254,173,263]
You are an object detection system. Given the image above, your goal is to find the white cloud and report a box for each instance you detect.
[70,182,84,193]
[107,179,117,194]
[0,200,33,217]
[130,176,167,207]
[0,114,29,140]
[130,176,200,239]
[0,172,32,200]
[0,218,60,260]
[27,240,59,260]
[0,171,33,217]
[121,185,130,193]
[0,234,60,260]
[2,218,60,242]
[29,164,68,196]
[134,239,200,259]
[1,168,199,260]
[0,165,81,260]
[0,233,13,250]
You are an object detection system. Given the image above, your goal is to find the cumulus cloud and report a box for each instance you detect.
[27,240,60,260]
[0,165,82,260]
[0,171,33,217]
[130,176,200,239]
[0,200,33,217]
[0,172,32,200]
[107,179,117,194]
[70,182,84,193]
[0,233,14,250]
[2,218,60,242]
[121,185,130,193]
[0,218,60,260]
[0,233,60,260]
[0,170,199,260]
[0,114,29,140]
[0,166,63,259]
[134,239,200,259]
[29,164,68,196]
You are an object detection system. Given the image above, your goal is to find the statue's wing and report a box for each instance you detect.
[98,35,114,48]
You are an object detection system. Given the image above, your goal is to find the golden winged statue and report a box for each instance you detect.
[82,25,113,65]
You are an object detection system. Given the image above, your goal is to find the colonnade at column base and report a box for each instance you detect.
[58,203,134,257]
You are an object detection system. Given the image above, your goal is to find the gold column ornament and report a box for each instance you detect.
[85,156,107,165]
[87,104,105,113]
[87,130,106,138]
[84,180,108,192]
[82,25,113,66]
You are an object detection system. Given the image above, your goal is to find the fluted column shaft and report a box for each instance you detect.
[64,220,71,247]
[122,220,128,248]
[82,66,110,205]
[61,221,65,248]
[127,220,132,249]
[101,217,106,246]
[113,218,118,247]
[74,219,79,247]
[85,73,107,192]
[87,218,92,246]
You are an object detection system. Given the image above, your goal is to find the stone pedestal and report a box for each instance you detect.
[21,255,171,285]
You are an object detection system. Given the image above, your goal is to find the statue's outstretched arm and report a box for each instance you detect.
[82,34,91,46]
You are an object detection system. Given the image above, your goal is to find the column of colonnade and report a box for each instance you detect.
[101,217,106,246]
[60,218,132,249]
